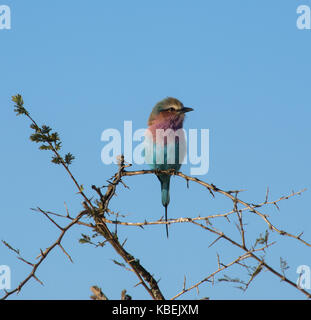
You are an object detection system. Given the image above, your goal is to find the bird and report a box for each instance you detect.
[144,97,193,238]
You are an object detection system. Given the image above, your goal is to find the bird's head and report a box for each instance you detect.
[148,97,193,126]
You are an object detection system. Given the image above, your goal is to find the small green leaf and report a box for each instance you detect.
[39,144,53,151]
[41,125,52,135]
[51,155,62,164]
[64,153,75,165]
[79,234,91,244]
[12,94,23,106]
[30,123,40,132]
[12,94,29,116]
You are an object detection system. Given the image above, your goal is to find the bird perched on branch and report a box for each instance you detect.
[144,97,193,238]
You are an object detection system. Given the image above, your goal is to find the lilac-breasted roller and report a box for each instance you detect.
[144,97,193,237]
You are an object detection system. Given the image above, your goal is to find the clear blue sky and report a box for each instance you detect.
[1,0,311,300]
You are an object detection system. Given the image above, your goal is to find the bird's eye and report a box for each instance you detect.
[168,107,175,112]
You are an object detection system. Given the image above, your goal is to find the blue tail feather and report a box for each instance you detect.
[158,174,170,238]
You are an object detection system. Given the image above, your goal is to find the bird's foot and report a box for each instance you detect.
[168,168,177,175]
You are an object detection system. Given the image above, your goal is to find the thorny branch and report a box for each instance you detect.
[1,212,84,299]
[2,95,310,300]
[121,170,310,248]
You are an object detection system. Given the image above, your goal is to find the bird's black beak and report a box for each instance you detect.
[181,107,194,113]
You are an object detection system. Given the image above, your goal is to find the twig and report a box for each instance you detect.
[1,212,85,300]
